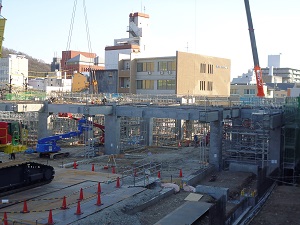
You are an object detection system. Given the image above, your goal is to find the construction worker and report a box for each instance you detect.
[193,134,199,147]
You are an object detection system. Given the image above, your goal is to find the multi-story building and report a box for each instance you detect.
[105,12,150,70]
[118,51,231,96]
[262,67,300,83]
[0,54,28,89]
[60,50,104,78]
[28,70,71,93]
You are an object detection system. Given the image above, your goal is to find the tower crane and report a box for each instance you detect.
[244,0,265,97]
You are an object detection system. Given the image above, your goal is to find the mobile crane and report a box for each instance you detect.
[244,0,265,97]
[36,117,90,159]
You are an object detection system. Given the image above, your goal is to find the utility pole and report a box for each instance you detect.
[9,77,12,93]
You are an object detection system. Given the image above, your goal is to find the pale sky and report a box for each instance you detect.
[2,0,300,79]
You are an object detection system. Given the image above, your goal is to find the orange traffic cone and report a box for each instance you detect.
[75,201,83,215]
[157,171,161,179]
[3,212,8,225]
[112,166,116,174]
[179,169,183,178]
[47,209,54,225]
[73,161,78,169]
[97,182,102,193]
[92,164,95,171]
[116,177,120,188]
[61,196,68,210]
[95,192,102,206]
[78,188,84,200]
[21,200,29,213]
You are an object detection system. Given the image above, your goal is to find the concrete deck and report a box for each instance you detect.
[0,167,146,225]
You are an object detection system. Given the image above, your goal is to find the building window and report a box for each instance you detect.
[208,64,214,74]
[157,80,176,90]
[200,81,206,90]
[244,89,255,95]
[137,62,154,72]
[158,61,167,71]
[136,80,154,89]
[158,61,176,72]
[200,63,206,73]
[230,89,238,95]
[207,81,213,91]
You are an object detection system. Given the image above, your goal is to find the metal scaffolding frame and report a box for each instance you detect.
[282,97,300,184]
[223,111,271,169]
[119,117,146,152]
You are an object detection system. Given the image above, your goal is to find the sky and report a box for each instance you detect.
[2,0,300,79]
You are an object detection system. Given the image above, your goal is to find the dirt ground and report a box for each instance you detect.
[1,146,299,224]
[249,185,300,225]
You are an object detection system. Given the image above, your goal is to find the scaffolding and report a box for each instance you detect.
[120,117,146,152]
[153,118,179,147]
[282,97,300,184]
[223,110,271,169]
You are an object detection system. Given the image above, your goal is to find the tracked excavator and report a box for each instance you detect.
[0,1,55,195]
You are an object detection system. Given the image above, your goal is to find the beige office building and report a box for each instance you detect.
[118,51,231,96]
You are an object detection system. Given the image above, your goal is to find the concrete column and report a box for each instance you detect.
[37,112,50,139]
[209,121,223,170]
[141,118,153,146]
[176,119,184,140]
[104,115,121,155]
[268,128,281,175]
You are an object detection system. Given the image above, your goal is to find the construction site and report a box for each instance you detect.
[0,94,299,225]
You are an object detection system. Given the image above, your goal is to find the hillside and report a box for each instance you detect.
[2,47,51,77]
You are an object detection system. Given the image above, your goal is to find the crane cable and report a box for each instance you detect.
[66,0,77,51]
[83,0,98,94]
[83,0,92,56]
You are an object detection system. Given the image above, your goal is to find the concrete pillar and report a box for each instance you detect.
[141,117,153,146]
[268,128,281,174]
[176,119,184,140]
[104,115,121,155]
[209,121,223,170]
[37,112,50,139]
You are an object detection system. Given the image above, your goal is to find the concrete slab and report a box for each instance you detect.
[0,167,145,225]
[154,201,212,225]
[184,193,203,202]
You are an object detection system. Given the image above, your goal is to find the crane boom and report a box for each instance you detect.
[0,0,6,58]
[244,0,265,97]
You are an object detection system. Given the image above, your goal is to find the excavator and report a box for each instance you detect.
[244,0,265,97]
[0,1,55,195]
[36,117,91,158]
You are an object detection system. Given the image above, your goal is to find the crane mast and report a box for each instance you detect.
[244,0,265,97]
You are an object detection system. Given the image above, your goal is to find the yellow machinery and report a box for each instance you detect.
[0,121,28,154]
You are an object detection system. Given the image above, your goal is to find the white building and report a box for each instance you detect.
[231,69,257,84]
[0,54,28,89]
[105,12,150,70]
[28,70,71,93]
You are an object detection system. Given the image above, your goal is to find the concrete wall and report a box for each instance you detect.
[176,51,231,96]
[229,162,259,175]
[96,70,118,93]
[196,185,229,202]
